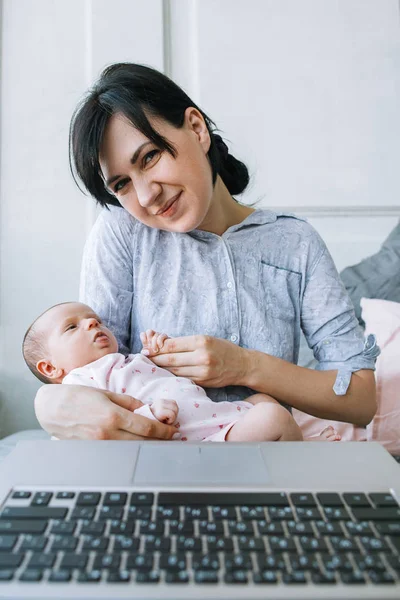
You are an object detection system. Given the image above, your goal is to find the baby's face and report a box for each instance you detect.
[38,302,118,376]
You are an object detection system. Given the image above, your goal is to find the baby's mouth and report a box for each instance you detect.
[94,331,108,342]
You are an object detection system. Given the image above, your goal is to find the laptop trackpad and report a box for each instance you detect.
[133,444,269,485]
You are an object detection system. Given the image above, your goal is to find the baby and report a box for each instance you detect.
[23,302,340,443]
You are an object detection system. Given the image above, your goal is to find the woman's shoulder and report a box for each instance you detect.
[254,209,327,274]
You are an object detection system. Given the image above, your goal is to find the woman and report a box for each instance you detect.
[35,63,379,440]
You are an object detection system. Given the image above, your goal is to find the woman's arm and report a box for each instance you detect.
[35,384,177,440]
[241,353,376,427]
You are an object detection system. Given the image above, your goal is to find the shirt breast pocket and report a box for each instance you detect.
[260,262,301,324]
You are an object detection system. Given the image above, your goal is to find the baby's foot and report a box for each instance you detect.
[307,426,341,442]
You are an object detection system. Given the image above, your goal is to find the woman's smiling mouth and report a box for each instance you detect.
[156,192,182,218]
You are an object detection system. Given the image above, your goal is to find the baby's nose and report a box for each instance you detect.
[86,318,99,329]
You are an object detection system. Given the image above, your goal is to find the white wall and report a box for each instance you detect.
[0,0,399,437]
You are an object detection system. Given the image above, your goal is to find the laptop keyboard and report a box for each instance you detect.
[0,490,399,586]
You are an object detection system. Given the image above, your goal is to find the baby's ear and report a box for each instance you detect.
[36,360,63,381]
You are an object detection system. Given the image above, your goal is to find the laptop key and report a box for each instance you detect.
[228,521,254,535]
[224,552,252,571]
[158,492,288,506]
[113,536,140,551]
[77,570,102,582]
[343,493,370,507]
[70,507,96,520]
[159,554,186,571]
[206,536,234,552]
[194,570,219,583]
[0,507,67,520]
[76,492,101,506]
[340,571,366,584]
[127,506,152,519]
[51,535,78,551]
[107,570,130,583]
[82,536,110,551]
[257,554,285,571]
[48,569,72,582]
[19,568,43,582]
[312,571,337,584]
[369,493,398,507]
[314,520,343,535]
[192,553,220,571]
[11,491,31,500]
[93,553,121,570]
[157,506,180,520]
[224,570,248,584]
[0,569,14,581]
[239,506,265,520]
[31,492,52,506]
[368,570,396,584]
[136,570,160,583]
[19,534,47,551]
[290,493,316,507]
[168,519,194,534]
[288,552,319,571]
[286,521,314,535]
[353,553,386,572]
[296,507,321,520]
[268,506,294,520]
[359,535,389,552]
[0,520,47,534]
[375,522,400,536]
[103,492,127,506]
[385,555,400,572]
[330,536,358,552]
[126,553,154,571]
[257,520,284,535]
[199,520,224,534]
[282,570,307,584]
[0,534,17,551]
[60,553,89,569]
[0,554,24,568]
[177,536,202,552]
[323,507,350,521]
[316,493,343,507]
[253,570,278,584]
[28,552,56,568]
[50,520,76,535]
[237,536,265,552]
[143,535,171,552]
[55,491,75,500]
[268,536,296,552]
[166,570,190,583]
[297,536,327,552]
[211,506,236,519]
[109,520,134,535]
[98,506,124,520]
[130,492,154,505]
[352,507,400,521]
[320,553,353,572]
[184,506,208,520]
[344,520,374,536]
[80,521,105,535]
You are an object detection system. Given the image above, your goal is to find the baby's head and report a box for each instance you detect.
[23,302,118,384]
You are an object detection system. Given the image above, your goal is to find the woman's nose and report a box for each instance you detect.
[136,181,162,209]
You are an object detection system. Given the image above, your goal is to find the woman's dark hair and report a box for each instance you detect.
[69,63,250,207]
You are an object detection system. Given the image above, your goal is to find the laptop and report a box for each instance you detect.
[0,439,399,599]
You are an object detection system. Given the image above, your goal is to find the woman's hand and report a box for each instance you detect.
[34,384,178,441]
[143,335,249,387]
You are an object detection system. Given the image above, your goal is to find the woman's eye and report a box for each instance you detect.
[66,324,76,331]
[143,149,159,167]
[114,179,129,193]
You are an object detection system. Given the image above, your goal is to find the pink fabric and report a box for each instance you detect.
[361,298,400,454]
[63,352,252,442]
[294,298,400,453]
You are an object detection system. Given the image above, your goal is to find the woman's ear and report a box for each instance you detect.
[184,107,211,154]
[36,360,64,381]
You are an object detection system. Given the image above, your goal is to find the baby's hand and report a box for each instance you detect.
[150,398,179,425]
[140,329,169,355]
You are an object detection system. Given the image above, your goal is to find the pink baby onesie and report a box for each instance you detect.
[63,353,252,441]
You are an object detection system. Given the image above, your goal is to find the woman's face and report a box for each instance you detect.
[99,108,214,233]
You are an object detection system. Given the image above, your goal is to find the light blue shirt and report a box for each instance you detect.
[80,207,379,404]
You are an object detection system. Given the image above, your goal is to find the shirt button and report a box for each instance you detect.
[227,282,233,289]
[230,334,238,342]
